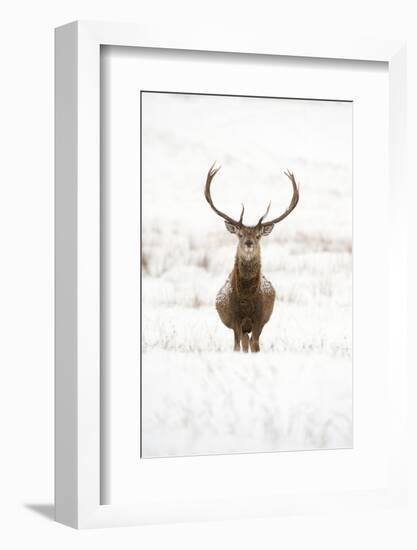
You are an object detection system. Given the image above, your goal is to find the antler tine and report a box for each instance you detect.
[208,161,221,179]
[257,201,271,225]
[258,170,299,227]
[204,163,243,227]
[239,204,245,225]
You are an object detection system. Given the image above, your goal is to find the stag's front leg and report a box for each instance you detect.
[241,333,249,353]
[233,329,241,352]
[250,326,262,353]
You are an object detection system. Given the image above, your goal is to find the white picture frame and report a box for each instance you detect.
[55,21,407,528]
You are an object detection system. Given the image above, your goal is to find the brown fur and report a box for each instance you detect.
[215,229,276,353]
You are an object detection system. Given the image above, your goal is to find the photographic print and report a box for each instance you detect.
[141,91,352,458]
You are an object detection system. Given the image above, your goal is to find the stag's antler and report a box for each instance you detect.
[257,170,299,227]
[204,163,245,227]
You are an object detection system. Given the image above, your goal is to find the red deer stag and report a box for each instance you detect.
[204,164,299,352]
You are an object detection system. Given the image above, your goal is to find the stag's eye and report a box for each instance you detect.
[256,235,261,240]
[238,232,243,238]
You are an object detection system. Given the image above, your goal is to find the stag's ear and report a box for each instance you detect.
[225,222,238,234]
[261,223,274,236]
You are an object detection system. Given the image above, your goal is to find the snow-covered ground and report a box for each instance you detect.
[141,92,352,458]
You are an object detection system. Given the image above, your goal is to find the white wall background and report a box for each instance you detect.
[0,1,416,548]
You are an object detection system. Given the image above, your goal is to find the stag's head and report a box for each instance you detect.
[225,224,270,260]
[204,164,299,260]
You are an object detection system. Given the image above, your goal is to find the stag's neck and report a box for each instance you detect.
[233,252,261,295]
[235,254,261,278]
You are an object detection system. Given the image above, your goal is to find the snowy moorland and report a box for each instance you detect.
[141,92,352,458]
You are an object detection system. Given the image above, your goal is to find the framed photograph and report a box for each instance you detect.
[139,91,352,459]
[55,21,407,528]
